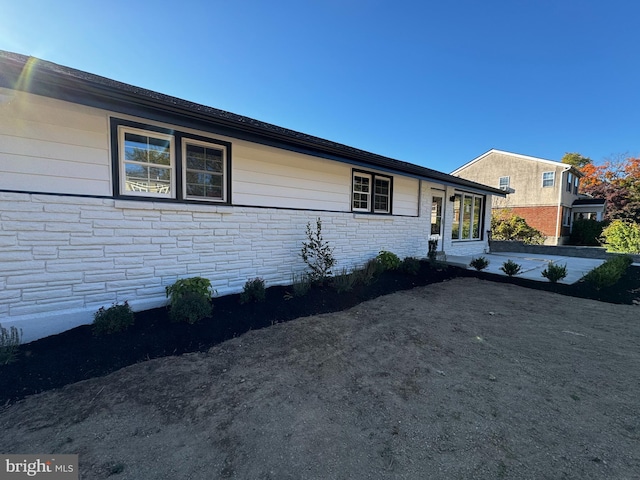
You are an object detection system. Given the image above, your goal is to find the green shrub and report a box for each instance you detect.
[601,220,640,254]
[500,260,522,277]
[290,273,313,297]
[169,292,212,324]
[331,267,358,293]
[491,209,545,245]
[166,277,213,306]
[301,218,336,284]
[354,258,384,285]
[92,301,134,336]
[541,263,568,283]
[469,256,489,271]
[240,277,266,304]
[570,219,605,246]
[400,257,421,276]
[0,323,23,365]
[582,255,633,289]
[376,251,401,271]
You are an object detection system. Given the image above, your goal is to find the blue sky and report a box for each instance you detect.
[1,0,638,173]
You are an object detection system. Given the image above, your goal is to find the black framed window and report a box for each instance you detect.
[352,170,392,214]
[110,118,231,203]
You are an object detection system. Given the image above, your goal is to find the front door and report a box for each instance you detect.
[430,193,444,249]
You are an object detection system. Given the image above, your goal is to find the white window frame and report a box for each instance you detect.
[373,176,391,214]
[118,126,175,198]
[566,172,573,192]
[182,138,227,203]
[574,176,579,194]
[352,172,372,212]
[542,171,555,188]
[499,176,510,190]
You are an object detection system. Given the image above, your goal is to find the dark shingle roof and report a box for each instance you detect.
[0,50,505,196]
[573,198,606,206]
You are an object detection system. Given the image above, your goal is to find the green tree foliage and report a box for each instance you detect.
[601,220,640,254]
[490,209,545,245]
[300,218,336,284]
[561,152,592,169]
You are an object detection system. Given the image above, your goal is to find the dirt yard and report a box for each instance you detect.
[1,277,639,479]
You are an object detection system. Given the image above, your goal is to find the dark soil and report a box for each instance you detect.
[2,263,639,406]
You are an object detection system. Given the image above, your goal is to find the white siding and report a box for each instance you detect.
[0,88,111,196]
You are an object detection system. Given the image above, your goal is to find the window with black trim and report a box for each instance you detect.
[451,192,484,241]
[352,170,392,214]
[111,118,230,203]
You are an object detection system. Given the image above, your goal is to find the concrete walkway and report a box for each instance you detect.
[444,252,607,285]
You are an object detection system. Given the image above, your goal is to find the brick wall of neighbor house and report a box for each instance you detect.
[501,206,560,243]
[0,190,435,342]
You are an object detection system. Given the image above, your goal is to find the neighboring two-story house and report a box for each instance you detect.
[451,149,606,245]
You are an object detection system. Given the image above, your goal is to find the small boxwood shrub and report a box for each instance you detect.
[469,256,489,271]
[500,260,522,277]
[0,323,23,365]
[377,251,401,271]
[541,263,568,283]
[400,257,421,276]
[240,277,266,304]
[582,255,633,289]
[93,301,134,336]
[169,292,212,324]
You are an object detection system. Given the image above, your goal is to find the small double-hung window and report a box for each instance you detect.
[121,128,174,197]
[184,140,226,201]
[499,176,510,190]
[352,170,392,214]
[542,171,555,188]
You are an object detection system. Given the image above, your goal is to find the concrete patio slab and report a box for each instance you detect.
[444,252,607,284]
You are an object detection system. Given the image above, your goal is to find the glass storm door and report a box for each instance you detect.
[431,194,444,240]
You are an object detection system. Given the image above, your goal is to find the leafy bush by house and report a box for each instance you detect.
[0,323,22,365]
[92,301,134,336]
[582,255,633,289]
[569,219,605,246]
[169,292,212,324]
[500,259,522,277]
[469,256,489,271]
[166,277,214,324]
[601,220,640,254]
[240,277,266,304]
[377,251,401,271]
[301,218,336,284]
[541,263,568,283]
[491,209,545,245]
[166,277,213,306]
[400,257,421,276]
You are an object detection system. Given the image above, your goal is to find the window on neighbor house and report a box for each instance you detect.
[566,172,573,192]
[499,176,510,190]
[574,175,579,194]
[542,171,555,188]
[352,170,392,214]
[563,207,571,226]
[113,119,231,202]
[451,192,484,241]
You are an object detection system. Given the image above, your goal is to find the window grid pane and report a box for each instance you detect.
[374,178,390,212]
[353,175,371,210]
[123,131,172,195]
[185,142,226,201]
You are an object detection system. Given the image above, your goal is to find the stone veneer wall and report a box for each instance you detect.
[0,192,430,342]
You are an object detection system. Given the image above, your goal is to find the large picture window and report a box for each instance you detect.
[451,192,484,241]
[352,170,392,214]
[112,119,231,203]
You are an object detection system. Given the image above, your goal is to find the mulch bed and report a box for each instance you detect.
[2,263,639,405]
